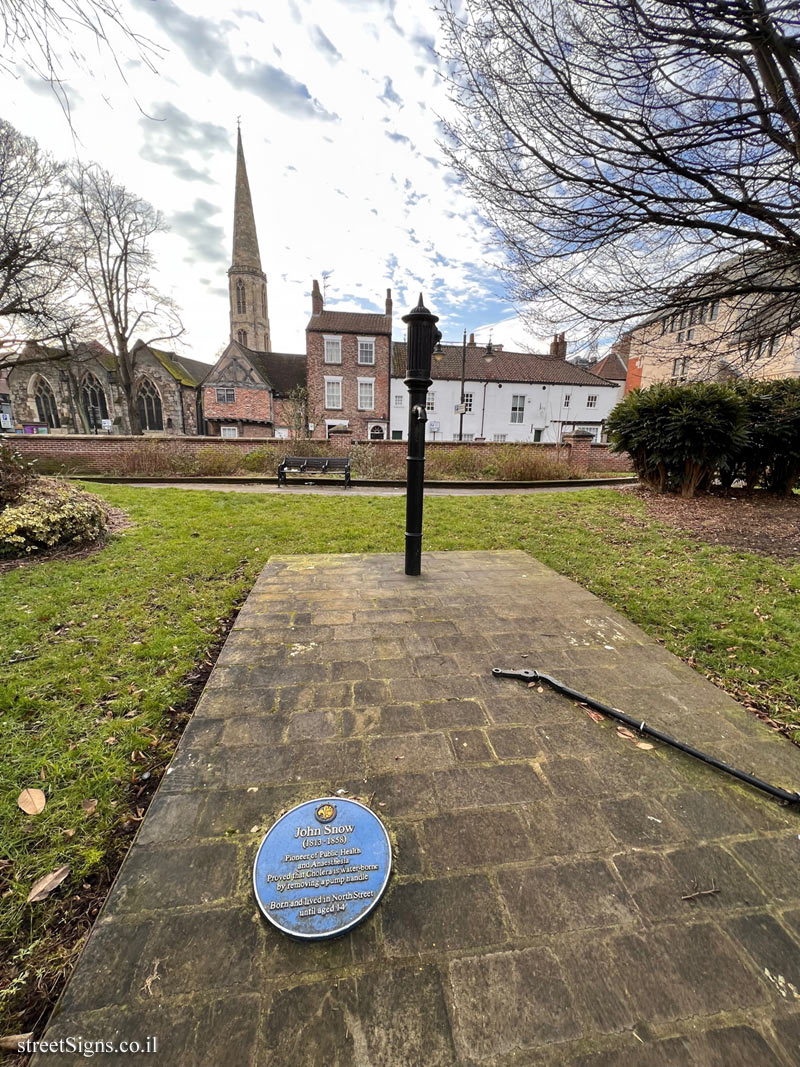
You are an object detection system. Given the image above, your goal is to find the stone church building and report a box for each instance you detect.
[6,340,208,435]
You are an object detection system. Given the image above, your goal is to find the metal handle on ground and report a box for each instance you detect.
[491,667,800,806]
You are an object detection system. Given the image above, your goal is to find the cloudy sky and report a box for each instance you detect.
[3,0,554,365]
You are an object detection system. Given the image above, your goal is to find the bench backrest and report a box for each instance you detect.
[280,456,350,471]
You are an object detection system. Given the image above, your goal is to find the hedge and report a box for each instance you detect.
[607,378,800,497]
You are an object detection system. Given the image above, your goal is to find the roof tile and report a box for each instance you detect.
[591,352,628,381]
[231,342,306,395]
[307,310,392,335]
[392,343,618,386]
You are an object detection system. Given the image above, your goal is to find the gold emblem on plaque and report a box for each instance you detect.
[315,802,336,823]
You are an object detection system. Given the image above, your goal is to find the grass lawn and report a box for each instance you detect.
[2,483,799,1039]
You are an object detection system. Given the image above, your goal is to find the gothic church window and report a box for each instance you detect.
[237,329,248,346]
[236,279,246,314]
[34,377,60,428]
[262,286,267,318]
[81,373,109,426]
[136,377,163,431]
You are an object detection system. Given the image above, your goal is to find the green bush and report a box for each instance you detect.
[0,479,107,558]
[189,447,241,476]
[607,382,749,497]
[607,378,800,497]
[606,385,677,491]
[0,442,36,508]
[241,446,281,473]
[758,378,800,495]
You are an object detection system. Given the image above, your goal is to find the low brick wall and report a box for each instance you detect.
[7,434,632,475]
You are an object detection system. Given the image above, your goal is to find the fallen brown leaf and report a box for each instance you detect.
[81,798,98,816]
[616,726,637,741]
[27,865,70,903]
[636,741,655,750]
[17,788,46,815]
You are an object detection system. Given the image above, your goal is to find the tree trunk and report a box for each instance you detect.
[115,337,141,435]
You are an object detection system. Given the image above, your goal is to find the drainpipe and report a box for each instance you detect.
[479,381,488,439]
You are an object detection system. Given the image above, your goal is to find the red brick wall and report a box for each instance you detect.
[306,331,391,439]
[203,386,272,423]
[9,434,632,475]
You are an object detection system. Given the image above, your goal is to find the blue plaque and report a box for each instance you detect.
[253,797,392,940]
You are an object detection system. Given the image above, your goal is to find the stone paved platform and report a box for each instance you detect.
[36,552,800,1065]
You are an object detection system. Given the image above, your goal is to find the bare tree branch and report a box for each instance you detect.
[66,160,183,433]
[0,1,163,123]
[437,0,800,361]
[0,118,97,372]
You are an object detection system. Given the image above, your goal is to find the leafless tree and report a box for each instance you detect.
[67,161,183,433]
[0,119,89,371]
[438,1,800,361]
[0,1,161,121]
[284,385,317,439]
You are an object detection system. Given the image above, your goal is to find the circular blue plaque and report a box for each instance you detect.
[253,797,392,940]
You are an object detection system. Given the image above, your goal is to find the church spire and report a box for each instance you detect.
[228,125,270,351]
[231,125,262,271]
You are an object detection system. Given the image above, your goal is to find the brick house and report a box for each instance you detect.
[6,340,208,435]
[202,341,305,438]
[306,280,393,440]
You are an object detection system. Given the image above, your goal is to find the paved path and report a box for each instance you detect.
[123,481,617,496]
[36,552,800,1065]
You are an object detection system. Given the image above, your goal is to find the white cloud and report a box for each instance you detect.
[2,0,516,361]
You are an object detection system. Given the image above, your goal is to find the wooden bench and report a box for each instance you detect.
[277,455,351,488]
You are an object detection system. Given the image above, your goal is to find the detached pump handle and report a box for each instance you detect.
[492,667,800,807]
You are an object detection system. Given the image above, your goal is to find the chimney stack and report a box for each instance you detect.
[311,279,323,316]
[549,332,567,359]
[385,288,393,316]
[468,332,476,346]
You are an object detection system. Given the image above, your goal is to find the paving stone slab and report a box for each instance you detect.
[34,551,800,1066]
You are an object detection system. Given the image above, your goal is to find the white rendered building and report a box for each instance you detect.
[389,338,619,443]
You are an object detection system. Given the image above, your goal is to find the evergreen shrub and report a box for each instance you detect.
[0,479,107,557]
[607,379,800,496]
[0,442,35,508]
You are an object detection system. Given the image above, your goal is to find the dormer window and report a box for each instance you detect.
[324,336,342,364]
